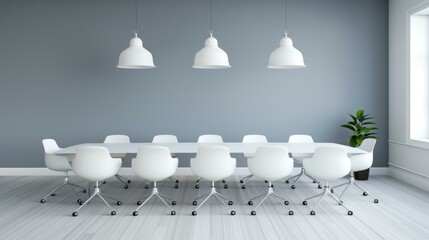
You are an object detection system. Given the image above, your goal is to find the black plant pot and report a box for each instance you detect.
[354,168,370,181]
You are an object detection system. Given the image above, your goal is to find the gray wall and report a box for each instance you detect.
[0,0,388,167]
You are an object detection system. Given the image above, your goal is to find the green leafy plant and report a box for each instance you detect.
[341,109,377,147]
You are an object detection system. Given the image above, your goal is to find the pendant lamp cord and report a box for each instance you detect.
[210,0,213,36]
[284,0,288,36]
[134,0,138,36]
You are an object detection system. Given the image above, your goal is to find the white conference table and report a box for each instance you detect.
[56,142,367,155]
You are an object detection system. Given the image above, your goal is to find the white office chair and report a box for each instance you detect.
[132,146,178,216]
[191,146,236,216]
[72,146,122,217]
[195,134,228,189]
[104,135,132,189]
[285,134,322,189]
[247,147,294,215]
[302,147,353,216]
[240,135,268,189]
[40,139,86,204]
[331,139,379,203]
[144,134,179,189]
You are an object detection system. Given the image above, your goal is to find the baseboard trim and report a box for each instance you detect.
[389,163,429,192]
[0,167,389,176]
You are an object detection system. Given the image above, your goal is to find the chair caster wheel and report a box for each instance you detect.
[192,211,197,216]
[231,210,236,215]
[174,184,179,189]
[289,210,294,215]
[313,180,317,183]
[193,201,197,205]
[124,185,129,189]
[171,211,176,215]
[72,212,78,217]
[51,193,56,196]
[172,201,177,205]
[291,185,296,189]
[40,199,46,203]
[310,211,316,215]
[303,201,307,205]
[331,189,334,193]
[175,180,179,183]
[248,201,253,205]
[127,180,131,183]
[102,181,106,184]
[111,211,116,216]
[222,180,226,183]
[240,180,244,183]
[137,201,142,205]
[348,211,353,216]
[145,185,149,189]
[83,189,87,193]
[285,180,289,184]
[79,201,83,205]
[195,185,199,189]
[228,201,233,205]
[117,201,122,205]
[318,185,322,189]
[224,184,228,189]
[241,185,246,189]
[363,192,368,196]
[271,185,274,188]
[374,199,379,203]
[133,211,138,216]
[265,180,268,183]
[284,201,289,205]
[251,211,256,215]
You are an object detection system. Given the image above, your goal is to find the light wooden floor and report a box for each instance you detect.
[0,175,428,240]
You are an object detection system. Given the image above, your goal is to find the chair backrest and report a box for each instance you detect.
[104,135,130,158]
[288,134,314,143]
[351,139,377,172]
[191,146,236,181]
[73,146,121,181]
[152,135,178,143]
[303,147,351,181]
[242,134,268,158]
[288,134,314,161]
[132,146,178,181]
[248,146,293,181]
[42,139,72,172]
[197,134,223,143]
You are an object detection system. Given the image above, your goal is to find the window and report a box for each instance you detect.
[409,5,429,142]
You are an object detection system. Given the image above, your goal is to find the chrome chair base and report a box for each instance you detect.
[192,181,235,216]
[248,181,293,215]
[40,174,86,204]
[331,173,379,203]
[115,174,131,189]
[285,167,321,189]
[134,182,176,216]
[303,181,353,216]
[72,181,121,217]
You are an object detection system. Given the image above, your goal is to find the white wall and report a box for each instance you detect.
[389,0,429,191]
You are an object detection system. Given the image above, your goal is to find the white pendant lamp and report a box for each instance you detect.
[268,0,306,69]
[193,0,230,69]
[117,0,155,69]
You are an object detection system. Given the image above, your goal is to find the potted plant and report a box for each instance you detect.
[340,109,377,180]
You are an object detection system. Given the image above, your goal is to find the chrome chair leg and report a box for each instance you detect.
[191,181,235,216]
[240,174,253,188]
[133,181,176,216]
[286,168,321,189]
[72,181,119,217]
[248,181,293,215]
[40,173,86,204]
[332,172,379,203]
[303,181,353,216]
